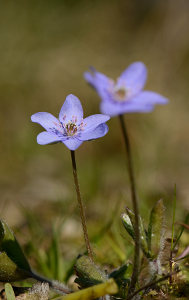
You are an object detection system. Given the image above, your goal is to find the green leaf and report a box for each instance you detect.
[147,199,165,258]
[139,216,149,258]
[0,219,32,282]
[122,208,149,257]
[109,264,129,279]
[122,211,135,240]
[5,283,16,300]
[74,255,107,288]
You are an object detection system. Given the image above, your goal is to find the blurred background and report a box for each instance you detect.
[0,0,189,279]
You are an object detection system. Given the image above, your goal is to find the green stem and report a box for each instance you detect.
[127,270,179,300]
[119,115,140,296]
[70,150,94,262]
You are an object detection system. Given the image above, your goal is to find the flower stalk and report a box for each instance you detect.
[119,115,140,296]
[70,150,94,261]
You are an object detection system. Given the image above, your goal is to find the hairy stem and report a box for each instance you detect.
[170,184,176,284]
[31,271,70,294]
[70,150,94,261]
[119,115,140,296]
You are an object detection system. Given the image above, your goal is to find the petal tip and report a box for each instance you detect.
[105,114,111,121]
[31,113,37,122]
[65,94,80,102]
[62,138,83,150]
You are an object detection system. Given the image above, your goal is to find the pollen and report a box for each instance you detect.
[65,122,78,136]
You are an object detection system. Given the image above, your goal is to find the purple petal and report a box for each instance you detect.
[62,138,83,150]
[84,69,111,90]
[59,94,83,124]
[84,71,97,88]
[132,91,169,105]
[83,114,110,132]
[37,132,62,145]
[118,62,147,95]
[78,124,109,141]
[100,100,154,117]
[84,69,113,102]
[31,112,60,131]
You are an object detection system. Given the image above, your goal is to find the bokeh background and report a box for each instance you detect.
[0,0,189,277]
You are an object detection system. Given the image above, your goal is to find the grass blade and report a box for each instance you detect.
[5,283,16,300]
[55,279,118,300]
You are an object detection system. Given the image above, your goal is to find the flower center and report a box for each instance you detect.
[114,88,127,101]
[112,83,131,102]
[65,122,78,136]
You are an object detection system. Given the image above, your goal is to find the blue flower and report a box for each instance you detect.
[84,62,168,117]
[31,94,110,150]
